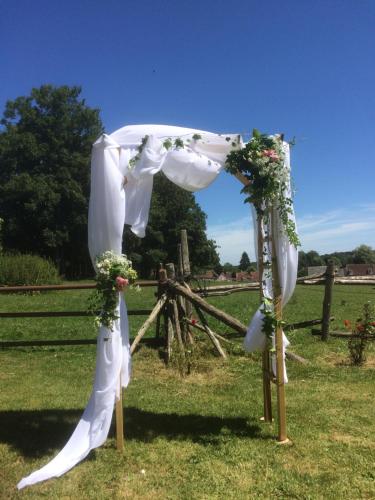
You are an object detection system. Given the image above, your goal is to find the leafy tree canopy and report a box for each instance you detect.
[0,85,103,276]
[353,244,375,264]
[124,172,220,278]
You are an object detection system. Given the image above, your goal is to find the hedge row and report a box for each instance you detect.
[0,254,61,286]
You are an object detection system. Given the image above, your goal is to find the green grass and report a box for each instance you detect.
[1,283,375,499]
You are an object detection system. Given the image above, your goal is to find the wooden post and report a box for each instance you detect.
[166,301,174,363]
[271,210,288,443]
[321,260,335,341]
[172,299,185,351]
[178,235,193,343]
[166,263,176,280]
[115,376,124,451]
[258,214,272,423]
[130,295,167,354]
[168,281,247,335]
[193,305,227,359]
[180,229,191,277]
[233,170,273,423]
[155,264,163,338]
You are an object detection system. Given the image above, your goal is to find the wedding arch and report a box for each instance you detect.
[18,124,298,489]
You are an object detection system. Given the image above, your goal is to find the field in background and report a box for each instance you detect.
[0,284,375,498]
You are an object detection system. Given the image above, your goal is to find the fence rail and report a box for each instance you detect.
[0,281,158,348]
[0,281,158,293]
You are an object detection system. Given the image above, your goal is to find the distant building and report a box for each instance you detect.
[217,273,228,281]
[249,271,259,282]
[194,270,218,280]
[235,271,254,282]
[345,264,375,276]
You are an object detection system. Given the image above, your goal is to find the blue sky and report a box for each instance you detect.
[1,0,374,263]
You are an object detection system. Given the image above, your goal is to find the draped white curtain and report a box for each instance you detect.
[243,143,298,382]
[18,124,298,489]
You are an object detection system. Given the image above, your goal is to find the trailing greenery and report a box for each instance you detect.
[225,129,300,248]
[0,253,61,286]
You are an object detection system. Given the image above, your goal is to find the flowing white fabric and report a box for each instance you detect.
[18,124,241,489]
[243,143,298,382]
[17,294,130,489]
[18,124,297,488]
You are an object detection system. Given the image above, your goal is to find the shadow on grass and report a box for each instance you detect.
[0,407,264,457]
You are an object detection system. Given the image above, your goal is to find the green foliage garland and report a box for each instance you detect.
[225,129,300,342]
[225,129,300,248]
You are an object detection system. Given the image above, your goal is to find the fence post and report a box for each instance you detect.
[321,260,335,341]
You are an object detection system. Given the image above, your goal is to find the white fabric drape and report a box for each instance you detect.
[18,125,297,489]
[17,294,130,489]
[18,124,242,489]
[243,143,298,382]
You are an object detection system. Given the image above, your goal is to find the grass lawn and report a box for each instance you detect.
[0,283,375,499]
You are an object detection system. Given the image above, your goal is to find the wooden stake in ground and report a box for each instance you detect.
[321,260,335,341]
[130,294,167,354]
[115,375,124,451]
[178,234,193,343]
[180,229,191,277]
[258,214,272,424]
[168,280,247,335]
[233,168,273,424]
[271,209,288,443]
[193,304,227,359]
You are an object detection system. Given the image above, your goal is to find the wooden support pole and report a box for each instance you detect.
[130,295,167,354]
[258,214,272,424]
[115,376,124,451]
[172,299,185,352]
[271,210,288,443]
[177,247,188,344]
[180,229,191,277]
[193,305,227,359]
[166,302,174,363]
[155,266,166,339]
[168,281,247,335]
[285,316,335,331]
[185,318,235,345]
[321,260,335,341]
[234,170,273,423]
[178,237,193,343]
[166,263,176,280]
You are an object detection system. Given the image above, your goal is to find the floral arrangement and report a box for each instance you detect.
[225,129,300,248]
[89,251,138,330]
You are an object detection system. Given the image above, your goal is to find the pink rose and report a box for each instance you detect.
[115,276,129,291]
[262,149,279,161]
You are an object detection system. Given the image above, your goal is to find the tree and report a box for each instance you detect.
[353,245,375,264]
[305,250,324,267]
[0,85,103,276]
[239,251,251,271]
[123,172,220,278]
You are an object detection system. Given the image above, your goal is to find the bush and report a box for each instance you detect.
[347,302,375,366]
[0,253,61,286]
